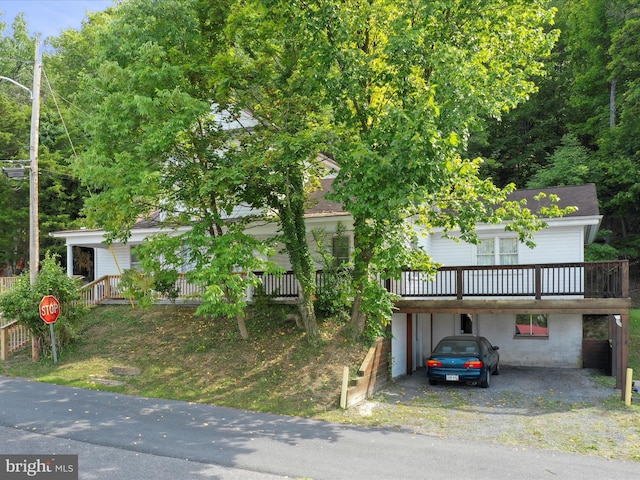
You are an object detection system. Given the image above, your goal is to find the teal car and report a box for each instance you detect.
[426,336,500,388]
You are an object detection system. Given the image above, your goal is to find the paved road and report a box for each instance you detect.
[0,376,636,479]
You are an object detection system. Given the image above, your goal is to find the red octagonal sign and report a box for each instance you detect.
[39,295,61,324]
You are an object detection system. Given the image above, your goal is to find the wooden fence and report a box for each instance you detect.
[0,320,31,361]
[0,277,19,294]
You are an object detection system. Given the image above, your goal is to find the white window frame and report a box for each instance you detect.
[515,314,549,337]
[477,237,518,265]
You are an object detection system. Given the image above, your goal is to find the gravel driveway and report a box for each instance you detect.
[329,367,640,462]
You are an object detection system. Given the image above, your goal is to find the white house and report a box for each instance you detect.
[50,182,631,384]
[390,183,605,376]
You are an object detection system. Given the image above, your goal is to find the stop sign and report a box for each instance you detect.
[39,295,61,324]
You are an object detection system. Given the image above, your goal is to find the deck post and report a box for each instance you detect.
[620,313,630,397]
[0,325,7,361]
[535,265,542,299]
[621,261,630,298]
[456,268,463,300]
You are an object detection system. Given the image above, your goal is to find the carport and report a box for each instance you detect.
[393,297,631,396]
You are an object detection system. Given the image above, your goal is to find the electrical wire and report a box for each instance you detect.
[42,66,78,159]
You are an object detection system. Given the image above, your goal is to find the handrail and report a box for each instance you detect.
[1,261,631,309]
[78,273,204,305]
[258,261,630,300]
[389,261,628,299]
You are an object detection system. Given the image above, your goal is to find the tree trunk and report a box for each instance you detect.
[236,314,249,340]
[298,290,319,344]
[31,334,41,362]
[610,77,617,128]
[350,287,367,339]
[277,176,320,344]
[349,226,373,339]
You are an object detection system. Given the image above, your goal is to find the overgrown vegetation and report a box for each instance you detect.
[0,253,87,358]
[312,224,352,321]
[0,305,368,416]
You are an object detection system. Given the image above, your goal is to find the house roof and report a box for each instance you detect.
[506,183,599,218]
[306,178,347,217]
[51,182,600,244]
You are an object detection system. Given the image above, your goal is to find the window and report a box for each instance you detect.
[332,236,350,266]
[499,238,518,265]
[515,314,548,337]
[477,238,495,265]
[477,237,518,265]
[130,251,141,270]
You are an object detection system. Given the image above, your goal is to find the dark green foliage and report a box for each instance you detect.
[0,253,86,359]
[312,225,352,321]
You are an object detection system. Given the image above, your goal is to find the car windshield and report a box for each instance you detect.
[434,340,479,355]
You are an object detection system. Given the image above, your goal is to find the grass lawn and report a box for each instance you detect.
[2,306,639,414]
[0,304,368,417]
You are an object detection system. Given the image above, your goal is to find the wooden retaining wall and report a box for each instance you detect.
[345,337,390,408]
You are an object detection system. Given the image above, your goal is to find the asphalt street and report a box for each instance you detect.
[0,376,636,479]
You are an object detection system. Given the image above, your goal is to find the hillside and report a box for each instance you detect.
[0,305,369,417]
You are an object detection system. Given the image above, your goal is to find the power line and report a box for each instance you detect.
[42,66,79,159]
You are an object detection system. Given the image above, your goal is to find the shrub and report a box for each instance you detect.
[0,252,86,359]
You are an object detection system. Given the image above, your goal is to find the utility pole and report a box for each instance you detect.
[0,38,41,285]
[29,38,41,286]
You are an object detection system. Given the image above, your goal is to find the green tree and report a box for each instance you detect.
[0,11,90,267]
[281,0,563,338]
[0,14,35,271]
[57,0,276,339]
[597,0,640,238]
[209,1,335,343]
[527,134,595,188]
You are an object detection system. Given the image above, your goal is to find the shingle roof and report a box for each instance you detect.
[306,178,346,217]
[506,183,599,217]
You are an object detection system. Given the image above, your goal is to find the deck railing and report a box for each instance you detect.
[0,277,19,294]
[387,261,628,299]
[77,273,204,305]
[253,261,629,300]
[0,260,630,308]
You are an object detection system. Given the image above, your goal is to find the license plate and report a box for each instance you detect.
[446,374,459,381]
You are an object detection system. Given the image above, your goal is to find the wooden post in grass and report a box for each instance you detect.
[340,366,350,409]
[625,368,633,406]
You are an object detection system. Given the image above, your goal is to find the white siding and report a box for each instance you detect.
[94,245,130,278]
[427,232,474,266]
[391,313,407,377]
[519,226,584,263]
[427,223,585,266]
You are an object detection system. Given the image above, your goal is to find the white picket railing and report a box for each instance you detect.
[0,320,31,361]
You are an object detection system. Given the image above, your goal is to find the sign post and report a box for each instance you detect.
[39,295,60,364]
